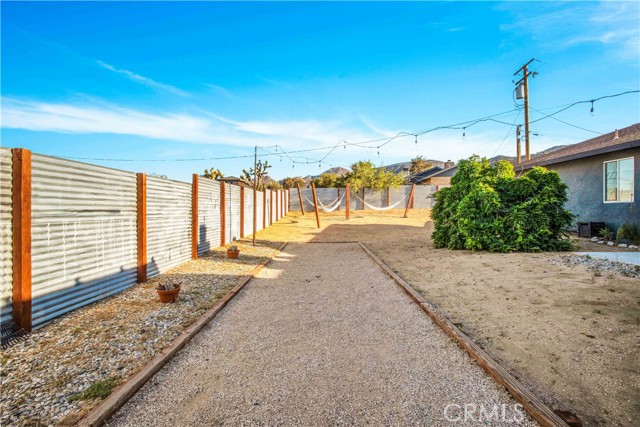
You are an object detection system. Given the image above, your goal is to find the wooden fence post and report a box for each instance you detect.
[240,186,245,238]
[191,174,198,260]
[288,188,291,213]
[337,188,341,211]
[311,182,321,229]
[387,187,391,208]
[297,184,305,215]
[12,148,32,332]
[136,173,147,284]
[403,184,416,218]
[362,188,365,210]
[345,184,350,220]
[220,183,226,247]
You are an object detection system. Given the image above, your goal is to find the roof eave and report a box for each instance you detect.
[517,140,639,170]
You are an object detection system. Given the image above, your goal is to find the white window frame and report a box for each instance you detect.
[603,157,634,203]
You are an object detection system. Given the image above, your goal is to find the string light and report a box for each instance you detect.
[414,135,418,145]
[590,100,595,116]
[463,127,466,140]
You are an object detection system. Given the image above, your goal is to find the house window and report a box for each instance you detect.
[604,157,634,202]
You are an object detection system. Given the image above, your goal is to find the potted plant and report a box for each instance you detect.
[156,280,182,303]
[227,243,240,259]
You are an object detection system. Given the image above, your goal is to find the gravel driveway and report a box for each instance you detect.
[108,243,536,426]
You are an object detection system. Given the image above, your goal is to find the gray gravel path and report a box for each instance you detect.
[108,243,536,426]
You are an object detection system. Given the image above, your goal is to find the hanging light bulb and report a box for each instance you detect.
[344,141,347,150]
[377,147,380,156]
[414,135,418,145]
[590,100,594,116]
[319,161,322,169]
[463,128,466,140]
[292,163,295,170]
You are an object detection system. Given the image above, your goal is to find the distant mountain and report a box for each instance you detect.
[489,145,569,165]
[380,160,448,174]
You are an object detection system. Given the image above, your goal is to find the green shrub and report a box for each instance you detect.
[432,156,574,252]
[617,223,640,243]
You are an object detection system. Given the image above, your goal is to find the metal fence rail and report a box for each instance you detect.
[30,154,138,329]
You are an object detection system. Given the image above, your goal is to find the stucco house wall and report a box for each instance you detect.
[544,147,639,231]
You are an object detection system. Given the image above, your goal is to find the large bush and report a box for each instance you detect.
[432,156,573,252]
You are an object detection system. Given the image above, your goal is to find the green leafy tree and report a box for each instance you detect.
[410,155,432,174]
[282,177,306,189]
[313,173,340,188]
[266,181,282,190]
[431,155,573,252]
[344,160,404,193]
[241,160,271,190]
[203,167,224,179]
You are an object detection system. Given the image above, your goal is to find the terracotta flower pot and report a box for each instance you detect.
[227,250,239,259]
[156,285,181,303]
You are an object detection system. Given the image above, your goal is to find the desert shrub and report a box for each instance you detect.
[617,223,640,243]
[432,156,573,252]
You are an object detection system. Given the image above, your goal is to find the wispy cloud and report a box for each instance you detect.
[498,1,639,60]
[97,61,190,97]
[1,97,388,150]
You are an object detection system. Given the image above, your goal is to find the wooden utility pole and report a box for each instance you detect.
[514,58,537,161]
[252,146,257,246]
[403,184,416,218]
[136,173,147,284]
[310,182,321,229]
[296,184,305,215]
[516,125,522,164]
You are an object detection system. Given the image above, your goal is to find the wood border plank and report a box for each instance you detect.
[358,241,568,427]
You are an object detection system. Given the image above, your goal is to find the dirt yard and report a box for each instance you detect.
[261,209,639,427]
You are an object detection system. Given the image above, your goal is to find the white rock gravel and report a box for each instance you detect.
[0,241,280,427]
[108,243,537,426]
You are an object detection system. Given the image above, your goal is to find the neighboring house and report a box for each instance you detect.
[410,161,457,187]
[515,123,639,232]
[216,176,252,188]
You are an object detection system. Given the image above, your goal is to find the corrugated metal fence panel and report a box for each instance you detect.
[198,178,221,255]
[0,148,13,327]
[227,184,241,242]
[413,185,436,208]
[255,191,264,232]
[30,154,138,329]
[243,188,254,236]
[265,192,272,226]
[146,176,192,278]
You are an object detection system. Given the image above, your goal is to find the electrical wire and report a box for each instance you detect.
[529,106,602,135]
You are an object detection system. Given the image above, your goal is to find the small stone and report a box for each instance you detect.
[607,241,614,246]
[590,237,599,242]
[597,241,605,244]
[629,245,638,249]
[618,243,628,248]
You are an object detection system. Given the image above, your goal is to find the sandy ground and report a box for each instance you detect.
[251,209,639,427]
[109,243,535,426]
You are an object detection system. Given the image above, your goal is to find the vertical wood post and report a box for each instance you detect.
[288,188,291,213]
[403,184,416,218]
[362,188,365,210]
[220,183,226,246]
[262,189,266,228]
[240,186,245,238]
[337,188,341,211]
[191,174,198,260]
[297,184,305,215]
[311,182,321,229]
[275,190,279,220]
[136,173,147,284]
[12,148,32,332]
[387,187,391,208]
[345,184,350,220]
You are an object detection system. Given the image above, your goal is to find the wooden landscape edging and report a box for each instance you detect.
[79,241,289,427]
[357,242,569,427]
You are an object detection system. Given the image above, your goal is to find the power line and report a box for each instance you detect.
[60,90,639,164]
[529,106,602,135]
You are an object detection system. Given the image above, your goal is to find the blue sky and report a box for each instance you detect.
[2,1,639,182]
